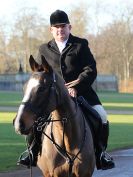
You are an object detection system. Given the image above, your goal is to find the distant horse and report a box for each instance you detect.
[13,55,95,177]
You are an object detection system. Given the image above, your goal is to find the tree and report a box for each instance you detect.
[0,26,12,74]
[69,3,90,37]
[7,8,50,72]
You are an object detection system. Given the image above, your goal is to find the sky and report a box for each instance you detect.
[0,0,133,35]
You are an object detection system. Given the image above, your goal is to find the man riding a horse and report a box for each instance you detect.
[16,10,115,170]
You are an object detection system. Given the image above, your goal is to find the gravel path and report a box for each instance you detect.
[0,167,42,177]
[0,149,133,177]
[93,148,133,177]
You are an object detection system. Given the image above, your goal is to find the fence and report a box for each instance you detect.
[93,75,118,92]
[0,73,30,91]
[0,73,118,92]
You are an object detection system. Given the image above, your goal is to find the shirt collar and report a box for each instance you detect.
[55,39,68,53]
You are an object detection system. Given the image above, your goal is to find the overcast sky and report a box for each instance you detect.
[0,0,133,35]
[1,0,132,20]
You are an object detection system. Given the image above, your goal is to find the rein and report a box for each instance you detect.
[33,100,87,177]
[22,72,87,177]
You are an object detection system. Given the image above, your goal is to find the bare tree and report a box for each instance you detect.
[69,3,90,37]
[89,6,133,82]
[7,8,50,72]
[0,26,12,74]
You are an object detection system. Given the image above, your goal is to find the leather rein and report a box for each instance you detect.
[22,72,87,177]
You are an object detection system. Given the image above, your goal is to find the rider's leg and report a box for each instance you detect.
[92,105,115,170]
[17,130,42,168]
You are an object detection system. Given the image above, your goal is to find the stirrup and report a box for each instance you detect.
[100,151,115,170]
[100,151,113,161]
[17,149,33,166]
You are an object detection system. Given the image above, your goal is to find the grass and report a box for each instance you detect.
[97,92,133,110]
[0,91,133,171]
[108,115,133,150]
[0,91,133,110]
[0,112,133,172]
[0,91,23,107]
[0,113,26,172]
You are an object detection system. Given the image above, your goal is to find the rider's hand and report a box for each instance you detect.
[67,87,77,97]
[65,79,79,97]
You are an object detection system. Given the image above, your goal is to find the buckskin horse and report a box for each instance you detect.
[13,55,95,177]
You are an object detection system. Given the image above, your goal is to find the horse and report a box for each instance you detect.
[13,55,95,177]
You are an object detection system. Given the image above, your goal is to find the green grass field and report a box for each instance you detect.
[0,91,133,172]
[0,91,133,110]
[0,113,26,172]
[97,92,133,110]
[0,91,23,107]
[0,112,133,172]
[108,115,133,150]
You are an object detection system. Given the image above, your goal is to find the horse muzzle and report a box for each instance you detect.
[14,116,33,135]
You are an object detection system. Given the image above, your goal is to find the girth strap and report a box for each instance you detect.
[77,96,103,148]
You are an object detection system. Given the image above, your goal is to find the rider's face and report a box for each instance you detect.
[50,24,72,42]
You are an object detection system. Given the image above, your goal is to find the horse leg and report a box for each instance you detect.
[39,169,51,177]
[37,154,53,177]
[42,173,51,177]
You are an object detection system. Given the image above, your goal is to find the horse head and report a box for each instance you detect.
[13,55,65,135]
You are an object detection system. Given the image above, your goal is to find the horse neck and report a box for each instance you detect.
[51,96,83,149]
[52,95,78,122]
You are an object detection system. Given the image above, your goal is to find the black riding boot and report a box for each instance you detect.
[77,97,115,170]
[96,121,115,170]
[17,131,42,168]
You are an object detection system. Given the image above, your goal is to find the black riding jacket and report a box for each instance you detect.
[35,34,101,106]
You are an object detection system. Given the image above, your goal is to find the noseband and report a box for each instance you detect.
[20,72,59,132]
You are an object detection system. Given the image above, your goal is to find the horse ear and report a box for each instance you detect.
[29,55,41,72]
[41,55,53,73]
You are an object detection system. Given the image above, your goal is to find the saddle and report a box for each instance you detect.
[77,96,103,149]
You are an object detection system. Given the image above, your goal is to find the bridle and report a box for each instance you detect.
[32,105,87,177]
[20,72,87,177]
[20,72,58,131]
